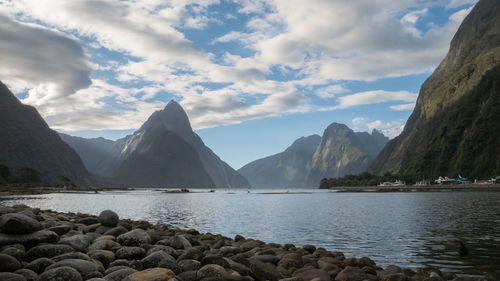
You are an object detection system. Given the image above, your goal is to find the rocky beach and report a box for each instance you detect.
[0,204,495,281]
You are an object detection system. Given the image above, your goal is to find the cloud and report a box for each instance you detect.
[446,0,478,9]
[0,14,91,105]
[315,85,347,99]
[367,120,405,139]
[351,117,366,131]
[334,90,417,109]
[390,103,415,111]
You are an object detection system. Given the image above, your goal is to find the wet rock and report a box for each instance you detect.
[147,245,178,257]
[197,264,227,280]
[88,239,121,252]
[25,257,55,273]
[172,235,192,249]
[0,230,59,248]
[108,259,130,267]
[250,260,281,281]
[103,268,137,281]
[179,259,201,272]
[178,247,203,261]
[278,253,303,270]
[25,244,74,261]
[335,266,368,281]
[85,271,104,280]
[294,268,330,281]
[89,250,115,267]
[141,250,178,271]
[14,269,38,281]
[103,226,128,237]
[201,254,230,268]
[98,210,119,227]
[240,240,262,252]
[1,245,26,260]
[78,217,100,226]
[38,266,83,281]
[104,265,130,276]
[48,225,72,235]
[0,272,27,281]
[116,246,147,260]
[219,246,241,257]
[124,268,175,281]
[301,245,316,254]
[46,258,98,276]
[382,273,408,281]
[0,213,42,234]
[178,270,197,281]
[52,252,91,262]
[0,253,22,271]
[59,234,92,252]
[250,254,280,265]
[129,259,144,271]
[117,229,151,246]
[224,258,250,276]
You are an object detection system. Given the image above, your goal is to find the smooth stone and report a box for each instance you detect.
[89,250,115,267]
[85,271,104,279]
[250,255,280,265]
[219,246,241,257]
[47,225,72,235]
[201,254,230,268]
[335,266,369,281]
[59,234,92,252]
[98,210,119,227]
[117,229,151,246]
[0,206,15,215]
[197,264,227,280]
[124,268,175,281]
[179,259,201,272]
[0,253,22,271]
[224,258,250,276]
[116,246,147,260]
[382,273,409,281]
[25,244,74,261]
[147,245,178,257]
[103,268,137,281]
[178,270,197,281]
[250,260,281,281]
[0,272,27,281]
[104,265,130,276]
[172,235,192,249]
[46,258,98,276]
[178,247,203,261]
[14,269,38,281]
[0,213,42,234]
[38,266,83,281]
[280,278,304,281]
[96,226,112,235]
[294,268,330,281]
[25,257,55,274]
[103,226,128,237]
[88,239,121,252]
[0,230,59,248]
[87,279,107,281]
[141,250,178,272]
[1,246,26,260]
[78,217,100,226]
[240,240,262,252]
[52,252,91,262]
[108,259,130,267]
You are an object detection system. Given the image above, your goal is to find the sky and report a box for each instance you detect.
[0,0,478,169]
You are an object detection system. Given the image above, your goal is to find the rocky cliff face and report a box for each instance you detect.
[62,101,250,188]
[305,123,388,186]
[238,135,321,188]
[369,0,500,179]
[0,82,92,186]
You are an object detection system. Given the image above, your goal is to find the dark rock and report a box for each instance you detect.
[87,279,107,281]
[14,269,38,281]
[178,270,197,281]
[0,230,59,248]
[48,225,72,235]
[172,235,192,249]
[279,278,304,281]
[103,268,137,281]
[52,252,91,262]
[147,245,178,257]
[117,229,151,246]
[197,264,227,280]
[116,246,147,260]
[25,244,74,261]
[240,240,262,252]
[224,258,250,276]
[38,266,83,281]
[301,245,316,254]
[130,259,144,271]
[178,247,203,261]
[0,253,22,271]
[0,213,42,234]
[179,259,201,272]
[96,226,112,234]
[88,239,121,252]
[294,268,330,281]
[104,265,131,276]
[59,234,92,252]
[124,268,175,281]
[78,217,100,226]
[98,210,119,227]
[108,259,130,267]
[201,254,230,268]
[25,257,55,273]
[103,226,128,237]
[278,253,303,270]
[141,250,178,271]
[85,271,104,280]
[250,255,280,265]
[0,272,27,281]
[335,266,368,281]
[1,245,25,260]
[89,250,115,267]
[381,273,408,281]
[219,246,241,257]
[250,260,281,281]
[46,258,98,276]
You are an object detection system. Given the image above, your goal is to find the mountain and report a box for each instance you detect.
[369,0,500,179]
[305,123,389,186]
[0,81,92,186]
[61,101,250,188]
[238,135,321,188]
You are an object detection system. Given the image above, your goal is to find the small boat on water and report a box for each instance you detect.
[378,180,405,187]
[435,175,471,185]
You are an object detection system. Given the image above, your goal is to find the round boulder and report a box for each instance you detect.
[117,229,151,246]
[0,253,22,272]
[116,246,147,260]
[38,266,83,281]
[124,268,175,281]
[0,213,42,234]
[0,272,27,281]
[197,264,227,280]
[98,210,119,227]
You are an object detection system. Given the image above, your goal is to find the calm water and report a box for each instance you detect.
[2,190,499,277]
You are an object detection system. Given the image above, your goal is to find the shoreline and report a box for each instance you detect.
[326,184,500,193]
[0,205,496,281]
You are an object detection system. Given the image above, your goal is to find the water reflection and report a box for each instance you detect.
[1,190,499,277]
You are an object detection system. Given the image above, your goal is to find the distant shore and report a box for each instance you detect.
[0,205,495,281]
[328,184,500,192]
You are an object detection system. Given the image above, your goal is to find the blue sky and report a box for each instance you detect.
[0,0,477,169]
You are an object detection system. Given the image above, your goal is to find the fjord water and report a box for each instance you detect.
[2,190,499,277]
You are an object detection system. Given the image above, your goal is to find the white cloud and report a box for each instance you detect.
[390,103,416,111]
[367,120,405,139]
[334,90,418,109]
[315,85,347,99]
[446,0,478,9]
[351,117,366,131]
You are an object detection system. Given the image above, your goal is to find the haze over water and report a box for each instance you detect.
[3,190,499,278]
